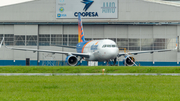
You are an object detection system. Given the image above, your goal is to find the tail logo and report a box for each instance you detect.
[78,13,86,43]
[81,0,94,11]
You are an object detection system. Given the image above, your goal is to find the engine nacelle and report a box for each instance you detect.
[123,55,136,66]
[65,55,78,66]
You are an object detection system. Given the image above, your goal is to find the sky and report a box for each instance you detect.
[0,0,33,7]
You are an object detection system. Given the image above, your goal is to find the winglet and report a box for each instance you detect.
[78,13,86,43]
[175,37,178,50]
[0,37,4,48]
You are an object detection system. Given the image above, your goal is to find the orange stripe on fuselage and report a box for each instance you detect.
[82,41,92,53]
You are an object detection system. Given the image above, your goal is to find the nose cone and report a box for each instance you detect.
[106,47,119,59]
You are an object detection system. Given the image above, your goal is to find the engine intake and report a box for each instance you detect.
[123,55,135,66]
[65,55,78,66]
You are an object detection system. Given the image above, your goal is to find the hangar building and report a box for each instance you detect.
[0,0,179,66]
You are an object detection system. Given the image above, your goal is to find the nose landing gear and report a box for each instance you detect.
[113,58,117,65]
[106,58,117,66]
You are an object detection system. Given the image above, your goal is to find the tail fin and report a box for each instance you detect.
[78,13,85,43]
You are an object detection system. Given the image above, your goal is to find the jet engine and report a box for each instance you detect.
[123,55,135,66]
[65,55,78,66]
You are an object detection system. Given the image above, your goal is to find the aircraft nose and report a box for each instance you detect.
[106,48,119,59]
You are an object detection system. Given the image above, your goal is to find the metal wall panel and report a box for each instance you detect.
[153,51,177,62]
[4,25,14,34]
[0,25,3,34]
[104,25,117,38]
[0,25,14,34]
[128,26,140,38]
[166,26,177,38]
[50,25,63,34]
[39,25,62,35]
[64,25,77,35]
[14,25,38,35]
[92,25,104,38]
[116,25,128,38]
[177,26,180,36]
[83,25,93,38]
[153,26,166,38]
[134,54,153,62]
[177,53,180,63]
[39,25,51,34]
[0,48,14,60]
[13,50,26,60]
[140,26,153,38]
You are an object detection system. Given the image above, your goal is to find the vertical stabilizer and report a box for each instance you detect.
[78,13,86,43]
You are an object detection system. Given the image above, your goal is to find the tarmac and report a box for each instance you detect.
[1,73,180,76]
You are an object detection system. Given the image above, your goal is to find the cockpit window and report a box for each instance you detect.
[107,45,111,47]
[112,45,116,47]
[102,45,106,48]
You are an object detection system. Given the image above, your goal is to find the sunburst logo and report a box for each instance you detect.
[59,7,64,13]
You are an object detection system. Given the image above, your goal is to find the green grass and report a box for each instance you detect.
[1,66,180,73]
[0,76,180,101]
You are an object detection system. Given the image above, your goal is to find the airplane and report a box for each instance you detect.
[0,13,177,66]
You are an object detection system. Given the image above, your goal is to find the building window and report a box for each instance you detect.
[69,35,78,46]
[117,38,128,50]
[51,34,62,45]
[93,38,104,40]
[39,35,50,46]
[141,39,153,50]
[0,34,3,40]
[154,38,166,50]
[166,38,176,49]
[14,35,25,46]
[26,36,37,46]
[129,39,140,50]
[85,38,92,41]
[4,34,14,46]
[63,35,67,45]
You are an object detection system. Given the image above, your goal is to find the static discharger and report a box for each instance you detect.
[102,69,105,75]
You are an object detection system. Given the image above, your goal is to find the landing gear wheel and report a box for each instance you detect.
[113,58,117,66]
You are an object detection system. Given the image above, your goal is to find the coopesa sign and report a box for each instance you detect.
[56,0,117,18]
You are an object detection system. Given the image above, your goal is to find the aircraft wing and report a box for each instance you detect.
[118,49,176,57]
[53,45,76,49]
[5,46,90,58]
[0,37,90,58]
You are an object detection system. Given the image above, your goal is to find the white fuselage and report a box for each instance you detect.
[80,39,119,61]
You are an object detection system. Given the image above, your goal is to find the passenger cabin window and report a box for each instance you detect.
[102,45,117,48]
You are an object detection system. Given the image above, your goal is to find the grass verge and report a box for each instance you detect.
[1,66,180,73]
[0,76,179,101]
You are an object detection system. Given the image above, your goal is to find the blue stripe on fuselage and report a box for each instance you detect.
[76,41,89,53]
